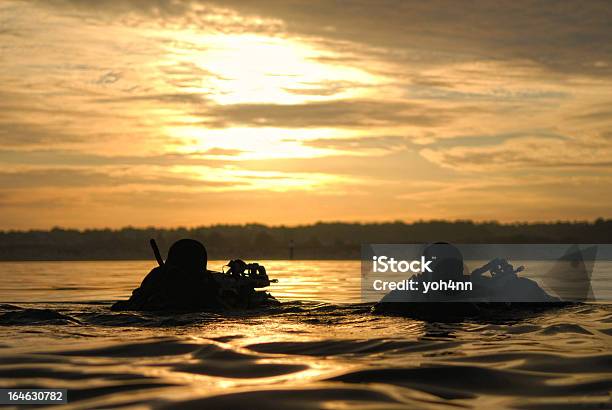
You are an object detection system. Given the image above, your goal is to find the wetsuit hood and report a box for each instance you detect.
[166,239,208,273]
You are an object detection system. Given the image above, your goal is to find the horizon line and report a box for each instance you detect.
[2,217,611,233]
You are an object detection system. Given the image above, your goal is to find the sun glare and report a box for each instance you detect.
[165,33,380,105]
[169,165,349,192]
[142,30,390,190]
[165,126,343,160]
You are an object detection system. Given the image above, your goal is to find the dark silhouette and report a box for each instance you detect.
[289,239,295,260]
[112,239,278,311]
[374,242,562,319]
[1,219,611,261]
[112,239,221,311]
[166,239,208,273]
[422,242,465,282]
[150,238,164,266]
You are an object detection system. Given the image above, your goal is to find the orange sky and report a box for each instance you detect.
[1,1,612,229]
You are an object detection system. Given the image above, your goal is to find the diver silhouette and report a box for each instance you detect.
[112,238,278,311]
[421,242,465,283]
[112,239,222,311]
[377,242,467,304]
[373,242,562,319]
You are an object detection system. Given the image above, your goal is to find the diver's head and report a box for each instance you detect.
[422,242,464,281]
[166,239,207,273]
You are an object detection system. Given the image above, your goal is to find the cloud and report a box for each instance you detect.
[299,135,414,152]
[420,135,612,172]
[95,92,207,105]
[0,122,86,146]
[0,168,233,189]
[2,0,612,227]
[95,71,122,85]
[36,0,612,78]
[195,99,450,128]
[0,87,156,149]
[0,150,228,167]
[570,103,612,123]
[35,0,285,34]
[202,148,244,156]
[96,94,453,129]
[283,80,367,97]
[210,0,612,77]
[39,0,193,17]
[159,61,226,89]
[96,93,460,129]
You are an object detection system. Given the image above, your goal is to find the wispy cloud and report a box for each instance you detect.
[1,0,611,228]
[420,134,612,171]
[194,99,450,128]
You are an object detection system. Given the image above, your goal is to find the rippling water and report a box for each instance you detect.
[0,261,610,409]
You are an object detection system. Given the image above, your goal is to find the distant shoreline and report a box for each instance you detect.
[1,219,611,261]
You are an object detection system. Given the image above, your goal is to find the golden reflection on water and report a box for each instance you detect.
[0,260,609,409]
[1,260,610,303]
[0,260,364,303]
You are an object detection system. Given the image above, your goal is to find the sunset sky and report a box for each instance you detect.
[1,0,611,229]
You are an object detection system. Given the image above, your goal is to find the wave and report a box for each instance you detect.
[247,338,461,356]
[0,302,610,409]
[0,307,80,325]
[326,364,612,399]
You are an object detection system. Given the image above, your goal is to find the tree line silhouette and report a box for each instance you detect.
[0,219,611,261]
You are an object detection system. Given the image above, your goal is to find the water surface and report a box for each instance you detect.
[0,261,610,409]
